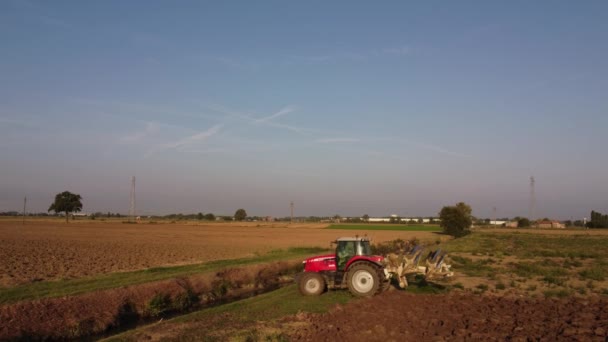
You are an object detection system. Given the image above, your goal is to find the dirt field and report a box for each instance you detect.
[288,290,608,341]
[0,219,446,287]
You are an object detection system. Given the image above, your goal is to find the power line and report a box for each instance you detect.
[290,201,294,224]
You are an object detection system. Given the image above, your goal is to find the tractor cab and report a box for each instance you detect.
[335,237,372,270]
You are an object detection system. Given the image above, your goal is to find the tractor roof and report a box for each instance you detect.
[336,237,370,242]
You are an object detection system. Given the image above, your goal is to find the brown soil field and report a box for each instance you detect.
[0,219,446,287]
[288,291,608,341]
[116,289,608,341]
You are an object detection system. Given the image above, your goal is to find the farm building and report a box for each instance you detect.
[536,220,565,229]
[368,217,391,222]
[489,220,507,226]
[366,217,438,223]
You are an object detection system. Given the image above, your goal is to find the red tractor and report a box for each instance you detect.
[296,236,454,297]
[297,237,389,297]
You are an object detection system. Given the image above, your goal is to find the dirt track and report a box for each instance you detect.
[288,291,608,341]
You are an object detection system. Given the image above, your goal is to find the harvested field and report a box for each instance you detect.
[288,290,608,341]
[0,219,446,287]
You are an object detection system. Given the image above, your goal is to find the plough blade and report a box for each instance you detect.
[382,243,454,288]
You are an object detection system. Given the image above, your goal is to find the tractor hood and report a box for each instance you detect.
[303,254,336,272]
[302,254,386,272]
[303,254,336,264]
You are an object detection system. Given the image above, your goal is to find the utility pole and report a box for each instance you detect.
[529,176,536,221]
[129,176,136,222]
[290,201,294,224]
[22,196,27,225]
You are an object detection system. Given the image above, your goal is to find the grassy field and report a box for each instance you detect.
[0,247,327,305]
[327,223,442,232]
[442,232,608,297]
[104,284,355,341]
[102,270,444,341]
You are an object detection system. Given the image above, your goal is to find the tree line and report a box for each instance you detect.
[9,190,608,230]
[588,210,608,228]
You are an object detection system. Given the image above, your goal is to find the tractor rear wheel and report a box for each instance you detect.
[298,273,325,296]
[347,263,380,297]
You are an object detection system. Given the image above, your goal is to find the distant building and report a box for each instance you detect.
[71,212,88,217]
[369,217,391,222]
[505,221,518,228]
[489,220,507,226]
[536,220,565,229]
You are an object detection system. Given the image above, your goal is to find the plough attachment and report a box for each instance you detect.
[382,243,454,288]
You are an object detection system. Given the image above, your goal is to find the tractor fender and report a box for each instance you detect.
[344,256,384,271]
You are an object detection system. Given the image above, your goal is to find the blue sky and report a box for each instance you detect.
[1,1,607,219]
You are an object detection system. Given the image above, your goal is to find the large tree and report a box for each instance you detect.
[589,210,608,228]
[234,208,247,221]
[439,202,472,237]
[48,191,83,223]
[517,217,531,228]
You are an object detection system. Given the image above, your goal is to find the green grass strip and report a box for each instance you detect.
[327,224,442,232]
[104,284,354,341]
[0,247,327,305]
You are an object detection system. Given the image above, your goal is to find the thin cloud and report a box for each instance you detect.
[255,106,296,123]
[121,122,160,143]
[0,117,37,127]
[144,124,222,158]
[9,0,72,28]
[412,142,471,158]
[372,137,471,158]
[287,45,411,65]
[205,103,319,135]
[315,138,360,144]
[165,124,222,149]
[377,46,410,56]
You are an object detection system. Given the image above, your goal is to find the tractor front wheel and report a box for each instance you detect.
[347,263,381,297]
[298,273,325,296]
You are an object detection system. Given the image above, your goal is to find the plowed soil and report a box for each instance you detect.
[288,291,608,341]
[0,219,445,287]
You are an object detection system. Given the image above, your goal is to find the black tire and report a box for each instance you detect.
[298,273,325,296]
[346,262,381,297]
[381,276,392,292]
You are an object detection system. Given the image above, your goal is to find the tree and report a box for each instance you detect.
[517,217,531,228]
[204,213,215,221]
[588,210,608,228]
[438,202,472,237]
[234,209,247,221]
[362,214,370,222]
[197,212,204,220]
[48,191,83,223]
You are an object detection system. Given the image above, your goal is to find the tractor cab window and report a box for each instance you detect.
[358,241,371,256]
[336,241,356,270]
